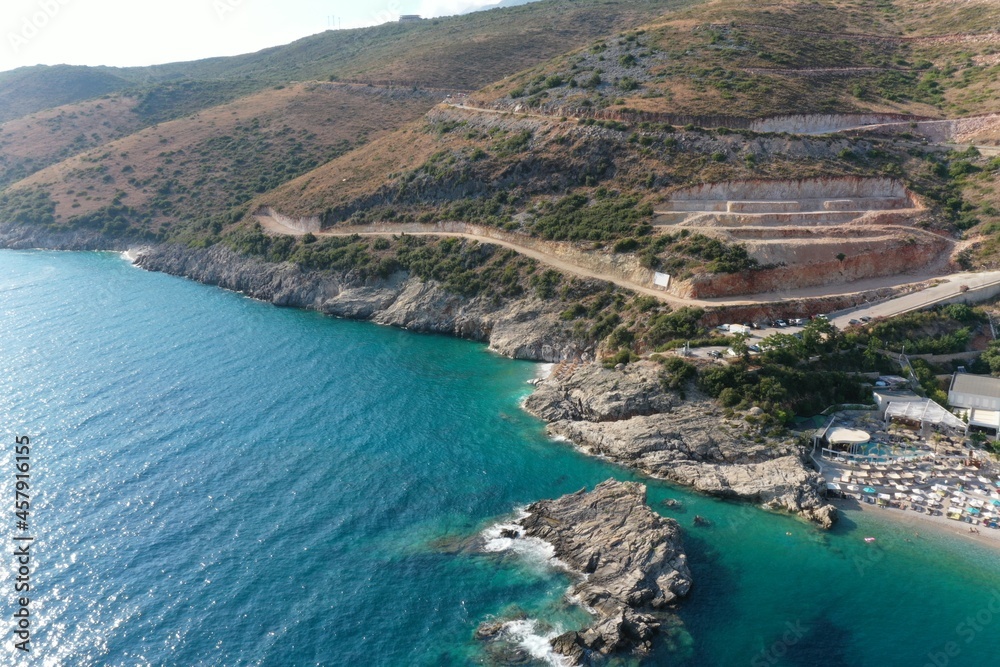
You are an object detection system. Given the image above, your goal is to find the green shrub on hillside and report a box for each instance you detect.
[530,193,653,241]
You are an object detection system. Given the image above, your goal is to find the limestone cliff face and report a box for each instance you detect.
[130,243,593,362]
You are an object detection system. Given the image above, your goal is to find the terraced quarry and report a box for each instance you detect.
[655,176,949,298]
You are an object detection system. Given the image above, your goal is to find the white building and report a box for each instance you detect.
[948,373,1000,440]
[872,389,922,418]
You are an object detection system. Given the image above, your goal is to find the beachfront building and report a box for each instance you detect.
[884,398,966,438]
[399,14,423,22]
[948,373,1000,440]
[873,388,922,418]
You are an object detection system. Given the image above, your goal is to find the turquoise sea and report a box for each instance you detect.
[2,249,1000,666]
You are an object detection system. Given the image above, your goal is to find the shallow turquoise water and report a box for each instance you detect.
[1,249,999,666]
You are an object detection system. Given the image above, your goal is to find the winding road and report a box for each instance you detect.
[258,213,1000,318]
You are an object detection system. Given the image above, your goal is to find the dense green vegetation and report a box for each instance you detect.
[0,189,56,226]
[697,319,874,424]
[529,191,653,241]
[842,303,987,355]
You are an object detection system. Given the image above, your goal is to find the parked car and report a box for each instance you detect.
[775,319,788,328]
[860,316,872,323]
[849,319,860,326]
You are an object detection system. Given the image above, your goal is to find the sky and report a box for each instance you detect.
[0,0,512,72]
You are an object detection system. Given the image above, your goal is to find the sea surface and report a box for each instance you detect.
[1,249,1000,667]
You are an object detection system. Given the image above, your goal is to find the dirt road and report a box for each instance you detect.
[259,213,1000,318]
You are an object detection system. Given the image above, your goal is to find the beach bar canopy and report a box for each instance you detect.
[884,399,966,431]
[827,427,871,446]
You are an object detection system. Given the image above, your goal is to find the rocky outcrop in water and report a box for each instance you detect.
[526,361,837,528]
[511,479,691,665]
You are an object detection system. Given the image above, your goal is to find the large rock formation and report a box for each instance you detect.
[526,361,837,528]
[507,479,691,664]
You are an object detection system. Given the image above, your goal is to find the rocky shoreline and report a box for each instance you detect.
[524,360,837,528]
[479,480,692,665]
[0,229,836,526]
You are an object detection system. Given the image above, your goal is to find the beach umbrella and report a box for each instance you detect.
[863,487,877,494]
[969,508,981,515]
[991,499,1000,507]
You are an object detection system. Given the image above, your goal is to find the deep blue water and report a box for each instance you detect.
[1,249,1000,667]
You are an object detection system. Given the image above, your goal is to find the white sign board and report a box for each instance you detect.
[653,272,671,288]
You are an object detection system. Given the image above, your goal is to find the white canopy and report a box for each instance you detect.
[827,427,870,445]
[885,399,966,430]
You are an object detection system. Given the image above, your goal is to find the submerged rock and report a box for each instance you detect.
[516,479,692,665]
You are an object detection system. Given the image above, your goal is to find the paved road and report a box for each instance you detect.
[828,271,1000,330]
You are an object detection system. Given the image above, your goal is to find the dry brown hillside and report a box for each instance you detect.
[8,83,442,238]
[0,96,142,189]
[469,0,1000,118]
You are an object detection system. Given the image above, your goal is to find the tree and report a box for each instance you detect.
[864,335,884,370]
[801,318,838,355]
[983,340,1000,376]
[760,333,805,365]
[731,332,751,362]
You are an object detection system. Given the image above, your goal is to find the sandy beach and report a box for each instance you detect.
[831,494,1000,551]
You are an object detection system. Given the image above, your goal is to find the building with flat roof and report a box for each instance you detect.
[399,14,422,22]
[873,389,922,417]
[948,373,1000,440]
[949,373,1000,411]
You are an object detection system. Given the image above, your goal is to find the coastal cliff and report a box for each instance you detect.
[480,480,692,665]
[131,243,593,363]
[0,227,836,526]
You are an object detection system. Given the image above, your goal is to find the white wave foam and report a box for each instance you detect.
[501,619,571,667]
[535,363,555,380]
[480,510,571,572]
[121,247,151,264]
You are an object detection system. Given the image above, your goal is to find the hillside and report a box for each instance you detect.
[1,83,441,241]
[2,0,999,309]
[0,0,690,123]
[0,0,698,241]
[0,96,143,190]
[470,0,1000,118]
[0,65,131,123]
